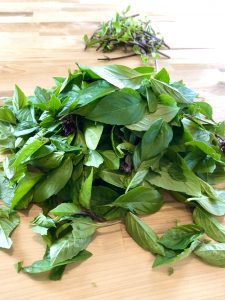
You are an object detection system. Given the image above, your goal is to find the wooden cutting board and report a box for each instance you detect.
[0,1,225,299]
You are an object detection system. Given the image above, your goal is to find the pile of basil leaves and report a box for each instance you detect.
[0,64,225,280]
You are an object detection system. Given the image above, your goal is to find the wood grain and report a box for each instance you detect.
[0,1,225,299]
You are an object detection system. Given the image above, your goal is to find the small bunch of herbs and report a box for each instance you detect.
[0,64,225,280]
[84,6,169,64]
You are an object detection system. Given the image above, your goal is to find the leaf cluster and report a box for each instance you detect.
[84,6,169,63]
[0,63,225,279]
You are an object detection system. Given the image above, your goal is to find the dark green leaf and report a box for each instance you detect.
[153,240,200,268]
[111,186,163,215]
[50,203,80,217]
[159,224,204,250]
[80,91,146,125]
[33,158,73,202]
[11,171,44,209]
[141,119,173,161]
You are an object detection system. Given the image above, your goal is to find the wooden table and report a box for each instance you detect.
[0,1,225,299]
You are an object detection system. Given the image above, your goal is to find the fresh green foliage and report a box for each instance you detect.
[0,206,20,248]
[125,212,165,255]
[84,6,169,63]
[193,207,225,242]
[194,243,225,267]
[0,63,224,279]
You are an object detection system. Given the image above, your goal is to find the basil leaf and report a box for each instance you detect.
[126,104,179,131]
[159,224,204,250]
[11,171,44,209]
[21,250,92,275]
[13,85,27,110]
[84,150,103,168]
[50,203,80,217]
[194,243,225,267]
[125,212,165,255]
[33,158,73,202]
[79,167,93,209]
[111,186,163,215]
[81,91,146,125]
[49,219,96,265]
[188,195,225,216]
[146,160,202,197]
[77,80,116,107]
[11,136,48,169]
[193,207,225,242]
[155,68,170,83]
[85,65,149,89]
[151,78,193,104]
[101,150,120,170]
[84,122,103,150]
[99,169,127,188]
[32,151,65,170]
[31,213,56,236]
[0,206,20,249]
[141,119,173,161]
[153,240,200,268]
[0,107,16,124]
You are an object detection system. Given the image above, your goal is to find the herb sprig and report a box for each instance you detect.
[84,6,169,64]
[0,64,225,280]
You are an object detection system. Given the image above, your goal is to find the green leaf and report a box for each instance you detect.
[50,203,80,217]
[170,80,197,102]
[194,243,225,267]
[141,119,173,161]
[33,158,73,202]
[125,169,149,192]
[125,212,165,255]
[153,240,200,268]
[77,80,116,107]
[101,150,120,170]
[11,171,44,209]
[84,122,103,150]
[48,95,61,114]
[79,167,93,209]
[0,122,16,151]
[0,172,15,205]
[151,78,193,104]
[188,195,225,216]
[32,151,65,170]
[186,140,221,161]
[0,107,16,124]
[21,250,92,274]
[85,65,149,89]
[146,159,202,196]
[110,186,163,215]
[145,87,157,112]
[31,213,56,236]
[159,224,204,250]
[11,136,48,169]
[193,207,225,242]
[155,68,170,84]
[49,219,95,265]
[99,169,127,188]
[80,91,146,125]
[0,207,20,249]
[126,104,179,131]
[13,85,27,110]
[84,150,103,168]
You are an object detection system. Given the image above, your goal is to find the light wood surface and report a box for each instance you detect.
[0,1,225,299]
